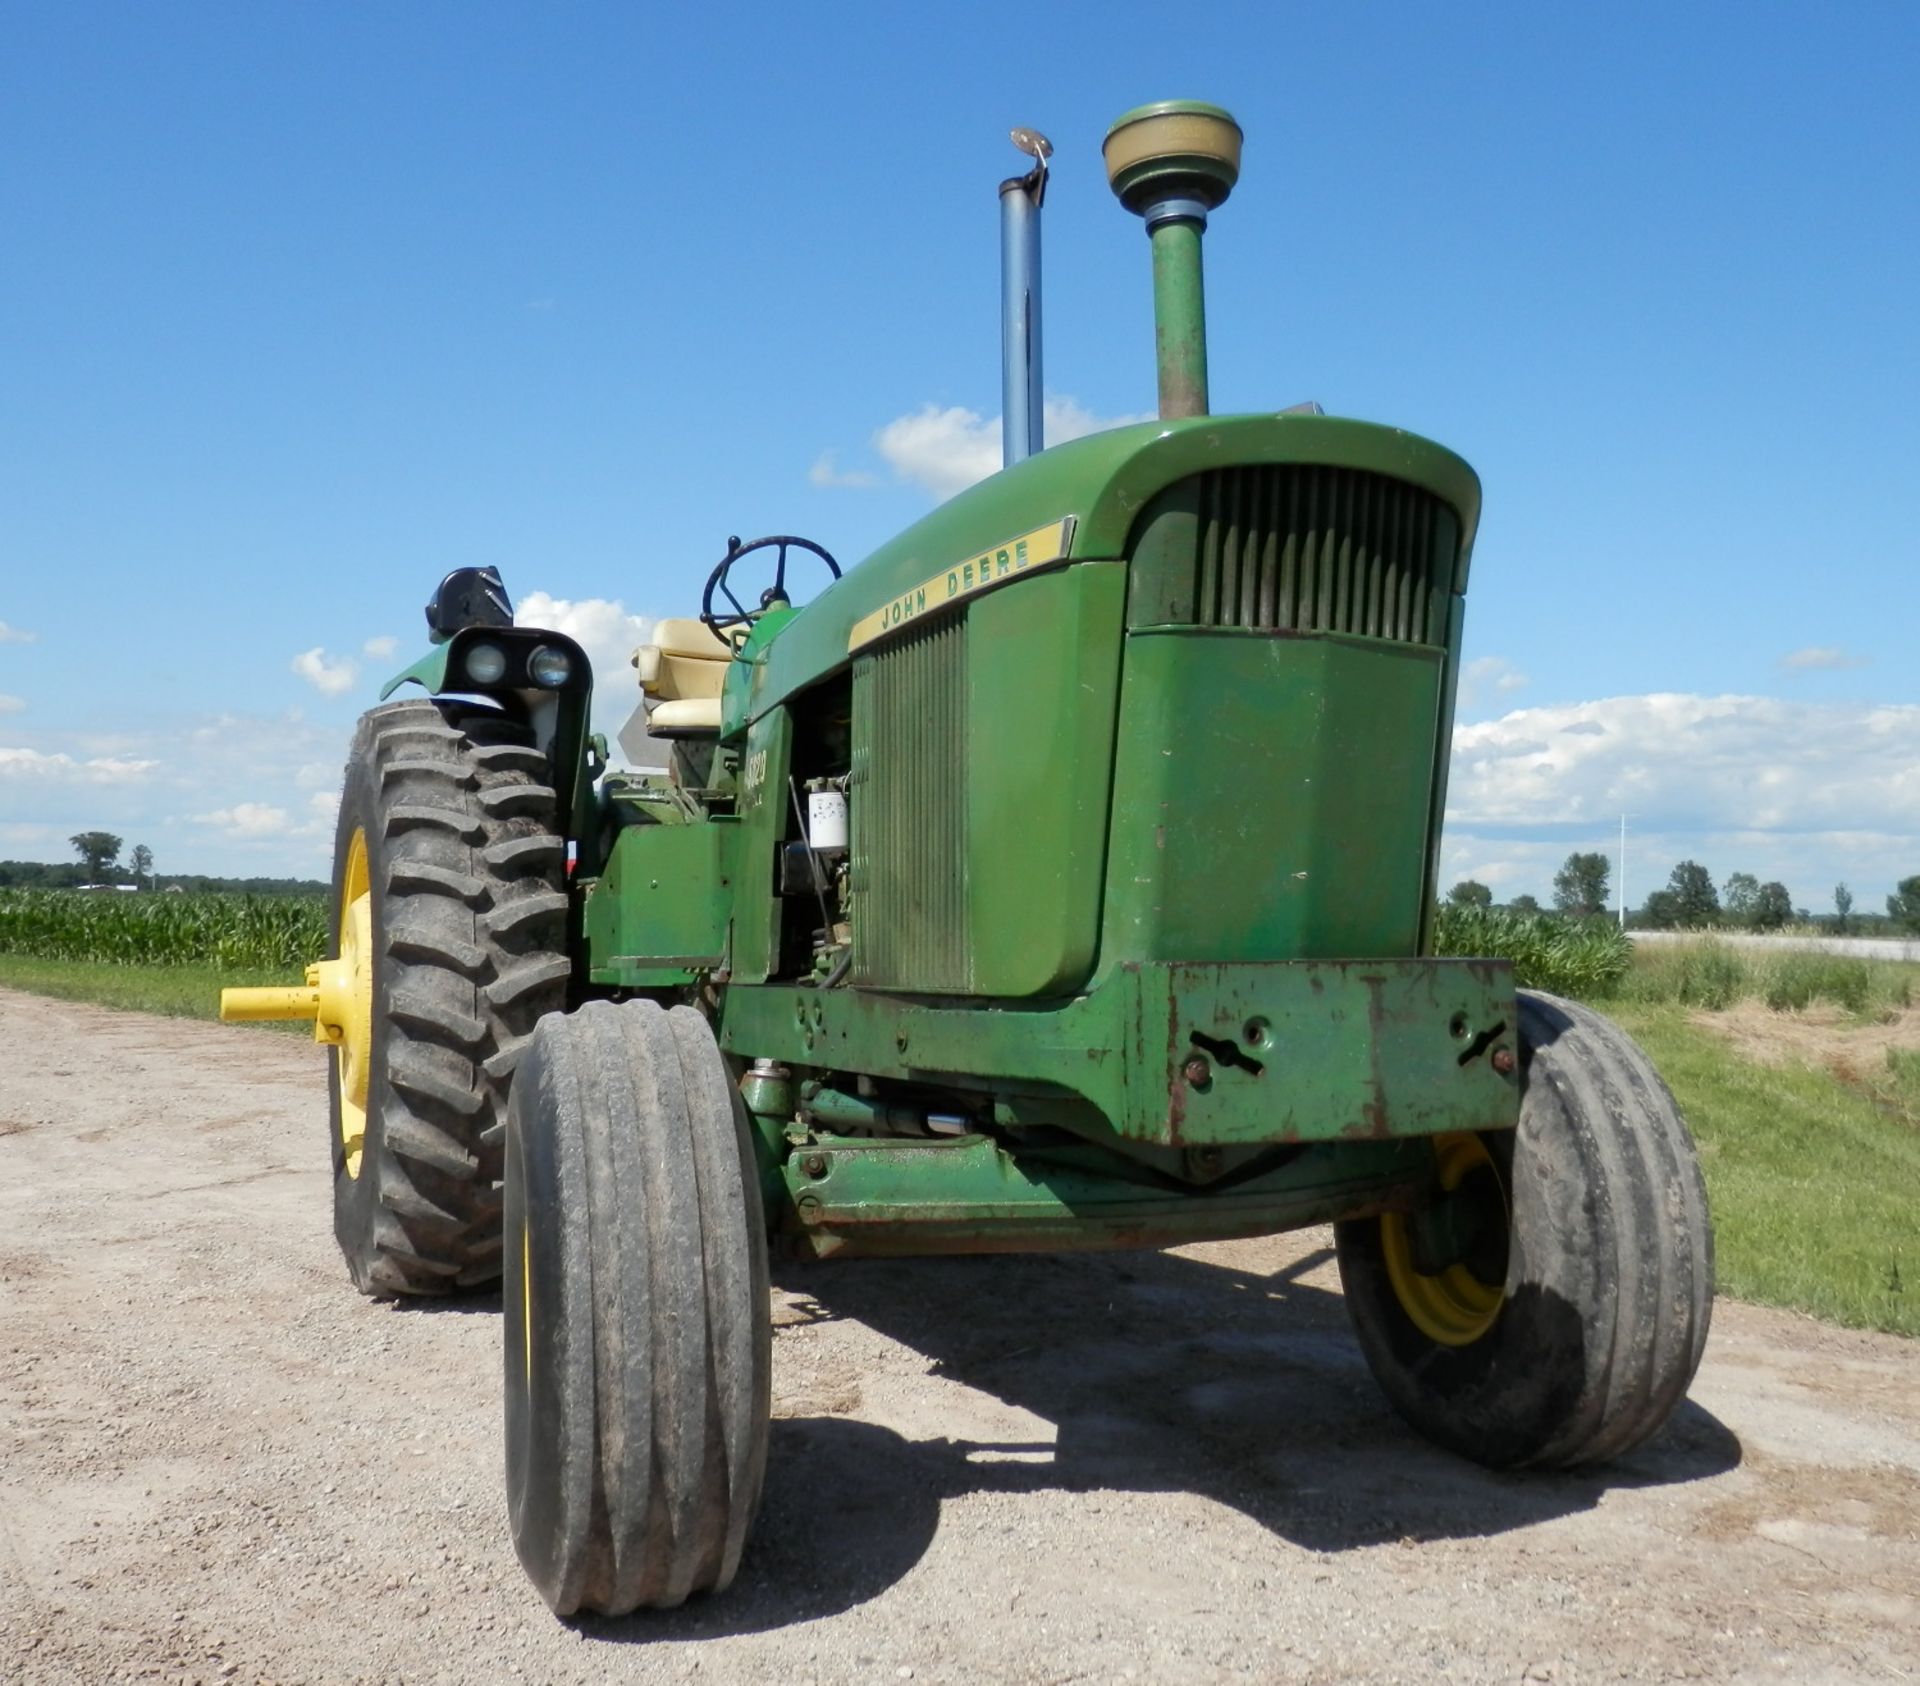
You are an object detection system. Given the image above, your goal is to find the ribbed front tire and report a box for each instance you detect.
[503,1000,771,1616]
[328,699,570,1296]
[1336,989,1714,1468]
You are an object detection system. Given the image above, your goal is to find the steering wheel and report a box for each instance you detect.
[701,534,841,646]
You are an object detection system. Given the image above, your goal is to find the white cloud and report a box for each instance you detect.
[0,707,350,879]
[1781,645,1867,673]
[0,821,63,849]
[291,647,359,696]
[0,694,24,715]
[361,634,399,661]
[0,747,157,782]
[808,450,878,490]
[0,620,36,645]
[1450,694,1920,834]
[1457,656,1530,712]
[305,788,341,837]
[517,591,660,751]
[192,802,294,839]
[1443,693,1920,902]
[873,395,1154,501]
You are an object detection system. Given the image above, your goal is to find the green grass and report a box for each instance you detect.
[0,953,309,1028]
[1612,938,1914,1015]
[1863,1046,1920,1131]
[1610,1002,1919,1337]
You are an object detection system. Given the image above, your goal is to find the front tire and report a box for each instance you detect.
[504,1000,771,1615]
[328,700,570,1296]
[1335,989,1714,1468]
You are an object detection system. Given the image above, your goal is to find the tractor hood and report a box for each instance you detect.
[723,410,1480,736]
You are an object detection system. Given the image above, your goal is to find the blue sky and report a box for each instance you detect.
[2,2,1916,907]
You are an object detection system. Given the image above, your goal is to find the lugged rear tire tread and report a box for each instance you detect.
[330,699,568,1297]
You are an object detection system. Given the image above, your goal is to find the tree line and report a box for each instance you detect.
[0,833,327,898]
[1447,854,1920,935]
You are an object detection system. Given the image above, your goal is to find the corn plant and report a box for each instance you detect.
[0,890,328,971]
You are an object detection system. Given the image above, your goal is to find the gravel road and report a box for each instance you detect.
[2,987,1916,1685]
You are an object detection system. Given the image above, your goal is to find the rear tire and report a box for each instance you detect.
[328,699,570,1296]
[1335,989,1714,1468]
[503,1000,771,1615]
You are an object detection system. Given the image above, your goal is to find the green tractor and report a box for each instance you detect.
[223,103,1712,1616]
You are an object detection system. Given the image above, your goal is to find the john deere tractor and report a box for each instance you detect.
[223,104,1712,1616]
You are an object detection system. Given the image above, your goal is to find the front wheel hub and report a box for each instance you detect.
[217,827,375,1177]
[1380,1132,1510,1346]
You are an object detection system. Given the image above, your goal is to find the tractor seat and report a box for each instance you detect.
[632,617,734,737]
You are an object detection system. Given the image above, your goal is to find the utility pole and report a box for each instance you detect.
[1618,815,1627,929]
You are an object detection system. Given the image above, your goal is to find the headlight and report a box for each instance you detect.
[527,644,572,688]
[463,641,509,685]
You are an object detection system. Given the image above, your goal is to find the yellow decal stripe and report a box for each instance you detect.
[847,518,1076,652]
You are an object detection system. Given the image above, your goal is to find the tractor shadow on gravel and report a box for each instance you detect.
[578,1241,1742,1642]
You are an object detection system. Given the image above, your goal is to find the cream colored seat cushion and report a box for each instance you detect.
[647,696,724,734]
[632,617,737,737]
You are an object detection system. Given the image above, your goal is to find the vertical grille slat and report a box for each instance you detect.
[850,615,970,990]
[1184,465,1451,645]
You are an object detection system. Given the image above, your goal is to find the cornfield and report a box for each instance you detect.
[0,890,327,971]
[1432,905,1635,1000]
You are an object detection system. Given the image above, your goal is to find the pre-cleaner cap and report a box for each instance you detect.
[1103,100,1243,216]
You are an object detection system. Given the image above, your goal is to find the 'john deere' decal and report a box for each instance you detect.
[847,517,1076,652]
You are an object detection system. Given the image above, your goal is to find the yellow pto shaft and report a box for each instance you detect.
[219,960,349,1048]
[220,982,322,1024]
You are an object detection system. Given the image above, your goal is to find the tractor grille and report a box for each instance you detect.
[849,614,971,991]
[1186,465,1455,644]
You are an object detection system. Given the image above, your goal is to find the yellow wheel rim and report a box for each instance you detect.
[327,828,374,1180]
[521,1217,534,1387]
[1380,1132,1507,1347]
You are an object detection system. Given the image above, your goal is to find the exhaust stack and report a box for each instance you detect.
[1103,102,1243,419]
[999,126,1051,467]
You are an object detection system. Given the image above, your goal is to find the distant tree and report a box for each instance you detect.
[1509,893,1543,916]
[1834,882,1853,934]
[1639,889,1682,929]
[69,831,123,883]
[1752,881,1793,930]
[1667,860,1720,927]
[1553,851,1611,919]
[1722,872,1760,926]
[1890,876,1920,935]
[129,844,154,889]
[0,858,85,889]
[1447,879,1493,909]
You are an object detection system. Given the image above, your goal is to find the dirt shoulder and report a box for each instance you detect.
[2,986,1916,1685]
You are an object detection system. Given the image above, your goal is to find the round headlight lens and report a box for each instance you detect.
[463,641,509,685]
[527,644,573,689]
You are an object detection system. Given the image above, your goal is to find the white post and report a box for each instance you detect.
[1618,814,1627,929]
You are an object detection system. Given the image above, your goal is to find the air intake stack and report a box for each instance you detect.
[1103,101,1243,419]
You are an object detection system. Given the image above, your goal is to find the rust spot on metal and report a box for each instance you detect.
[1165,971,1188,1142]
[1360,972,1393,1138]
[1346,1099,1392,1140]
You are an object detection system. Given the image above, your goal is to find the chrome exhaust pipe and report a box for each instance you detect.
[999,127,1051,467]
